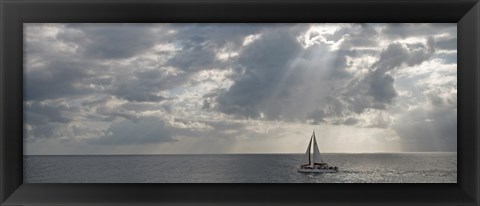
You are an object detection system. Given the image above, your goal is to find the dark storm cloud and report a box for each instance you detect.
[171,24,264,49]
[434,52,457,64]
[110,69,192,102]
[340,37,435,114]
[202,99,213,111]
[27,23,188,104]
[165,24,264,72]
[382,23,456,39]
[322,49,352,79]
[166,45,217,72]
[58,24,161,59]
[215,28,304,119]
[436,38,456,51]
[323,96,347,117]
[114,85,167,102]
[369,71,397,103]
[25,60,99,101]
[24,99,88,141]
[375,38,435,73]
[90,117,176,145]
[25,101,77,124]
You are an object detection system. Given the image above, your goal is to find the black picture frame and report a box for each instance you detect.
[1,0,479,205]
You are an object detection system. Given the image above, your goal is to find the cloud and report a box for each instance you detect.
[112,72,169,103]
[25,123,58,140]
[89,117,176,145]
[342,117,359,125]
[436,37,456,51]
[382,23,456,39]
[24,60,100,101]
[165,24,264,72]
[307,109,327,125]
[215,25,354,121]
[58,24,162,59]
[329,24,380,49]
[23,23,457,154]
[25,101,75,124]
[376,38,435,72]
[215,27,305,119]
[24,99,84,141]
[213,24,439,124]
[166,45,217,72]
[338,37,436,114]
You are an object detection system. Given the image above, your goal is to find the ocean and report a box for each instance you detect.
[24,153,457,183]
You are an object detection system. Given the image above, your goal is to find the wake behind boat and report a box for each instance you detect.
[298,130,338,173]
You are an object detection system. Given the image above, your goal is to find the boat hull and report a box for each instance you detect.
[297,168,338,173]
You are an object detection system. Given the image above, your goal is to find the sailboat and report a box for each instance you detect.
[298,130,338,173]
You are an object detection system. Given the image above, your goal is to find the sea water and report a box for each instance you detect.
[24,153,456,183]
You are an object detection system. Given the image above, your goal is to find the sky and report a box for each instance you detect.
[23,23,457,155]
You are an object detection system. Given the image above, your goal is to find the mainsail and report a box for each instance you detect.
[312,132,325,165]
[298,130,338,173]
[301,134,313,166]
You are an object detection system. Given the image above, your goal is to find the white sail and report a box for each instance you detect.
[301,135,313,166]
[312,132,324,164]
[298,130,338,173]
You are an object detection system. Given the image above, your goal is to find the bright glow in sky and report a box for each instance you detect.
[24,23,457,155]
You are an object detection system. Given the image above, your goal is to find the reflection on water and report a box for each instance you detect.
[24,153,457,183]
